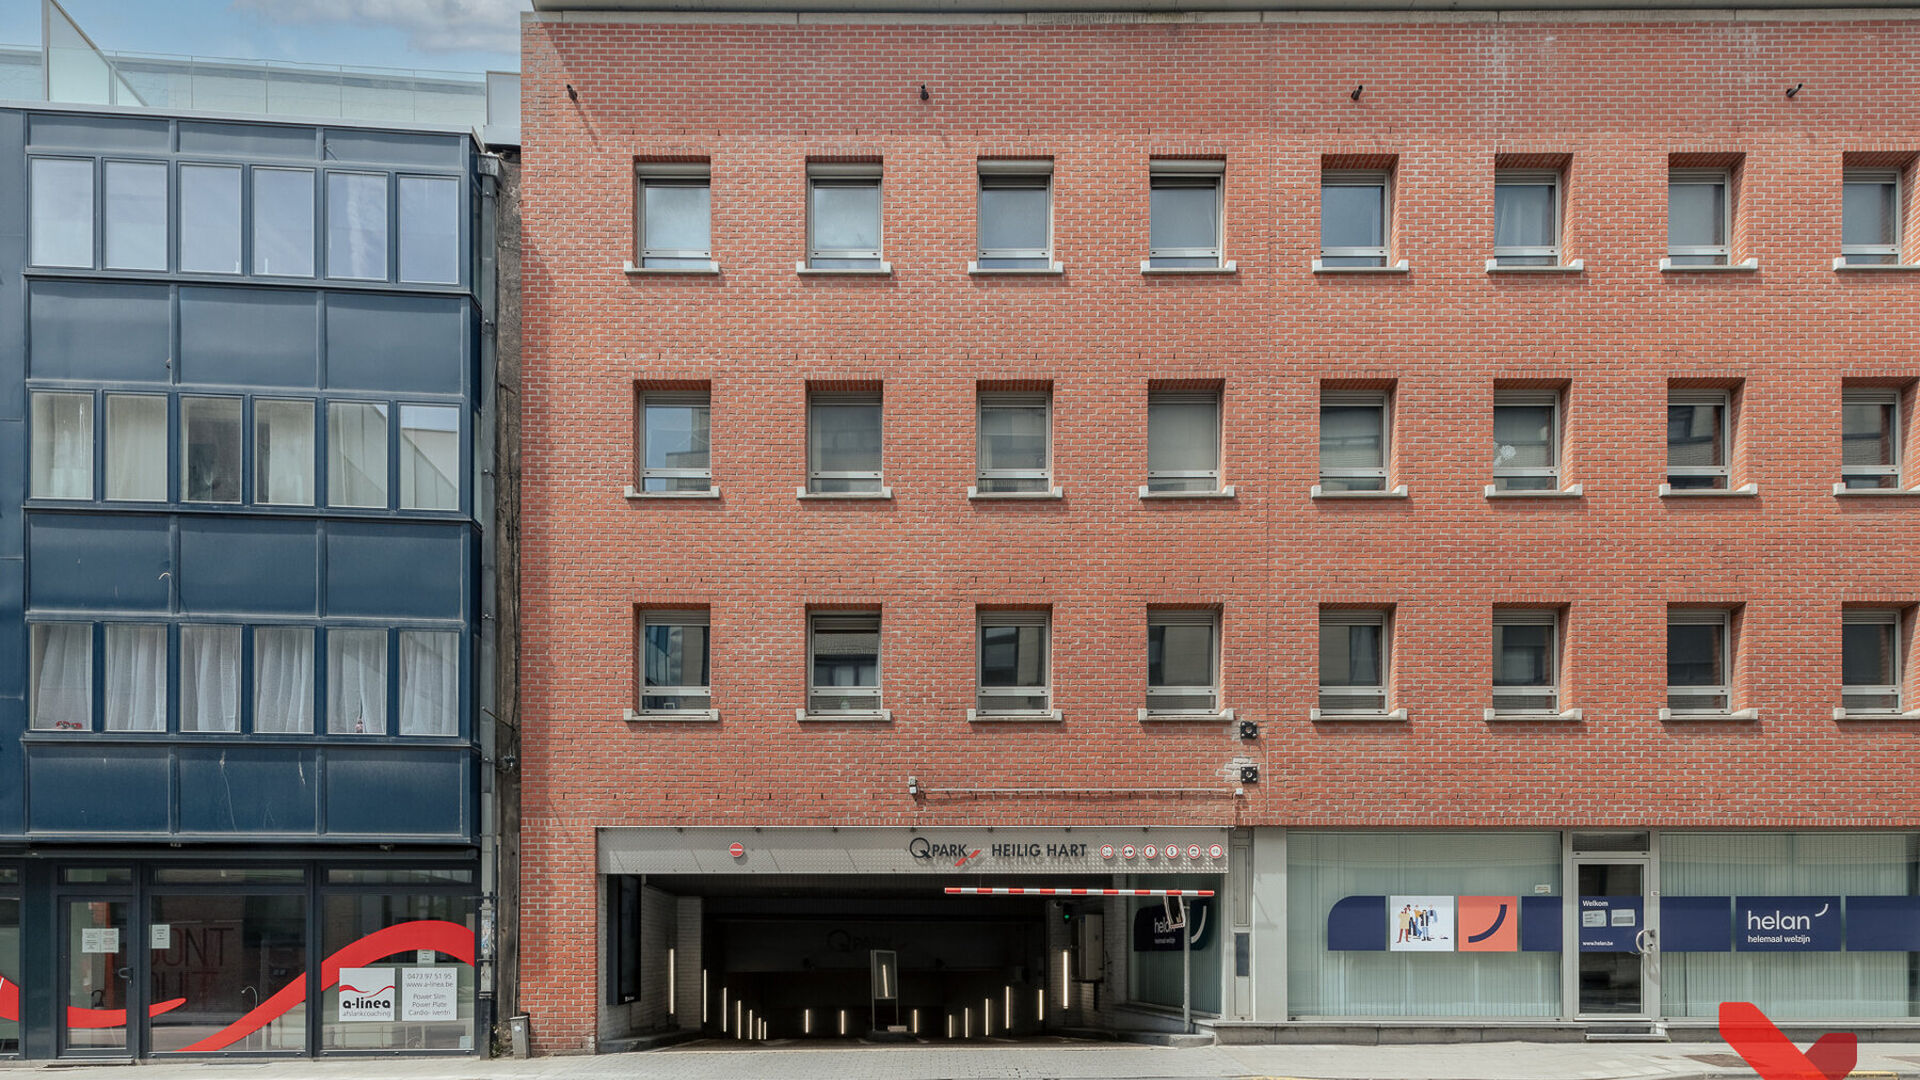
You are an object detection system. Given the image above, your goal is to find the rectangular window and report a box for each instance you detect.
[399,630,460,735]
[327,628,388,734]
[1321,171,1390,267]
[1320,390,1389,492]
[1492,609,1559,714]
[181,396,242,504]
[1667,389,1731,490]
[1492,390,1561,491]
[1147,391,1222,493]
[807,163,883,269]
[30,157,94,267]
[104,160,167,271]
[1842,388,1901,490]
[808,612,881,713]
[1147,610,1219,714]
[256,399,316,506]
[104,623,166,732]
[976,390,1051,494]
[179,164,242,274]
[105,394,167,501]
[31,391,93,500]
[399,404,461,510]
[328,402,389,508]
[253,167,315,277]
[1668,169,1731,266]
[1148,160,1224,268]
[640,610,711,713]
[807,391,883,494]
[1668,609,1731,713]
[1842,170,1901,265]
[1493,171,1560,266]
[977,611,1050,714]
[636,390,711,493]
[1319,609,1388,715]
[636,163,712,268]
[179,625,241,733]
[1842,610,1903,713]
[977,160,1052,269]
[30,623,92,731]
[253,626,314,734]
[398,176,460,284]
[327,172,389,281]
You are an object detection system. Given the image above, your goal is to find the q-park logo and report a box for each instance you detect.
[908,836,981,867]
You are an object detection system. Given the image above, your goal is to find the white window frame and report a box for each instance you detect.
[807,390,884,493]
[976,159,1053,268]
[1146,390,1222,493]
[806,162,883,268]
[1319,390,1390,490]
[975,610,1051,716]
[1320,169,1392,266]
[1667,388,1732,488]
[1841,169,1902,265]
[1841,387,1902,489]
[1667,168,1732,265]
[1667,608,1731,714]
[1147,159,1225,268]
[1491,609,1559,715]
[1146,609,1220,716]
[1492,389,1561,491]
[1493,170,1562,266]
[1842,608,1903,714]
[1318,608,1389,715]
[807,611,883,715]
[976,390,1052,492]
[635,162,712,267]
[635,389,712,493]
[638,608,712,715]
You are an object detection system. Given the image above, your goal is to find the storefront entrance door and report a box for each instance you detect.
[1574,861,1656,1018]
[61,897,139,1057]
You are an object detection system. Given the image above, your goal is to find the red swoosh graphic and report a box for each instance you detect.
[0,974,184,1028]
[338,983,396,997]
[1720,1002,1856,1080]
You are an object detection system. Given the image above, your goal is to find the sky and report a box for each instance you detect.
[0,0,527,74]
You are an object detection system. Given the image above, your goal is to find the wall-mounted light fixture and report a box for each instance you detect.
[1785,83,1803,98]
[566,83,578,102]
[1239,764,1260,783]
[1350,85,1364,101]
[920,84,930,101]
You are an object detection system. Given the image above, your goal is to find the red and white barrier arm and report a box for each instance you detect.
[944,887,1215,897]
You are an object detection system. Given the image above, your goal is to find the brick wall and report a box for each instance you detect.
[517,11,1920,1048]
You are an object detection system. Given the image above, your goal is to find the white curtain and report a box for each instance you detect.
[399,632,459,736]
[1148,399,1219,474]
[106,396,167,501]
[253,627,314,734]
[328,630,387,734]
[328,404,388,508]
[399,407,460,511]
[104,624,166,732]
[32,393,93,499]
[257,401,315,506]
[30,624,91,730]
[179,625,240,732]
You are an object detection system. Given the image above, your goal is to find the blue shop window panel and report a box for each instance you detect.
[1660,896,1732,952]
[1326,895,1387,950]
[29,281,171,382]
[178,287,320,388]
[1847,896,1920,951]
[325,293,467,395]
[28,745,170,833]
[324,748,470,837]
[177,746,320,834]
[325,523,464,618]
[1519,895,1561,952]
[28,515,171,611]
[179,519,319,615]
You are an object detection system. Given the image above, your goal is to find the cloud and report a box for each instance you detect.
[231,0,529,58]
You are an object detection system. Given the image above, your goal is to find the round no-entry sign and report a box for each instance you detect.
[728,843,745,858]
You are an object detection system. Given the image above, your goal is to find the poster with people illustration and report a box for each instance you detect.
[1388,895,1456,952]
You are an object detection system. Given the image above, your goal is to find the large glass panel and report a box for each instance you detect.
[105,395,166,501]
[639,396,710,493]
[31,158,94,267]
[1288,831,1562,1016]
[148,893,307,1053]
[809,614,880,712]
[31,623,92,731]
[1127,873,1223,1014]
[182,397,242,504]
[328,403,389,508]
[179,164,242,274]
[640,179,712,266]
[809,179,881,268]
[1577,862,1645,1015]
[978,620,1047,711]
[104,624,166,732]
[65,899,130,1051]
[253,168,315,277]
[32,392,94,500]
[399,406,460,511]
[1147,396,1220,493]
[320,893,476,1051]
[807,397,882,493]
[641,618,710,711]
[399,631,460,736]
[253,627,315,734]
[328,629,388,735]
[327,173,388,280]
[398,176,459,284]
[104,160,167,270]
[179,625,241,733]
[255,400,316,506]
[977,396,1049,493]
[0,896,17,1053]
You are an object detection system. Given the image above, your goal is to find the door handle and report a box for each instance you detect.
[1634,928,1657,955]
[116,966,132,982]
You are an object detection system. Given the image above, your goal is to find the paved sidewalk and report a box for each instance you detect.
[4,1039,1919,1080]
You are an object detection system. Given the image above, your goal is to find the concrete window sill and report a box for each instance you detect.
[1139,261,1237,275]
[968,261,1064,275]
[624,708,719,723]
[1138,708,1236,722]
[1659,708,1758,722]
[1659,483,1758,498]
[1659,257,1759,273]
[796,487,894,500]
[967,709,1063,723]
[1310,708,1408,722]
[625,485,720,500]
[796,262,893,276]
[968,486,1063,500]
[1832,258,1920,272]
[1832,484,1920,497]
[1485,259,1584,274]
[1485,708,1584,722]
[1139,485,1236,500]
[623,260,720,275]
[797,709,892,723]
[1833,708,1920,720]
[1311,484,1409,499]
[1313,259,1410,274]
[1486,483,1584,498]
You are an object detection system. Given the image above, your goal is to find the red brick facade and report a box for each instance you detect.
[517,10,1920,1046]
